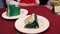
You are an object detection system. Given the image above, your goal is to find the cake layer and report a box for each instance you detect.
[24,14,35,25]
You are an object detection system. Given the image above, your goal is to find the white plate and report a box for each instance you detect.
[15,15,50,34]
[2,9,28,19]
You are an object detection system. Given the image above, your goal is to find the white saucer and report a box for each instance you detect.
[15,15,50,34]
[2,9,28,19]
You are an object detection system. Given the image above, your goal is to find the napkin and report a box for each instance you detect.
[54,6,60,13]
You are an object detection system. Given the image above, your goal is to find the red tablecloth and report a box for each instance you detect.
[0,5,60,34]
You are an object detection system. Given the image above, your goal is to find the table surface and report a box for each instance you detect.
[0,5,60,34]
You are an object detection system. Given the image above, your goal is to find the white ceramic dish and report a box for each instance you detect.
[15,15,50,34]
[2,9,28,19]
